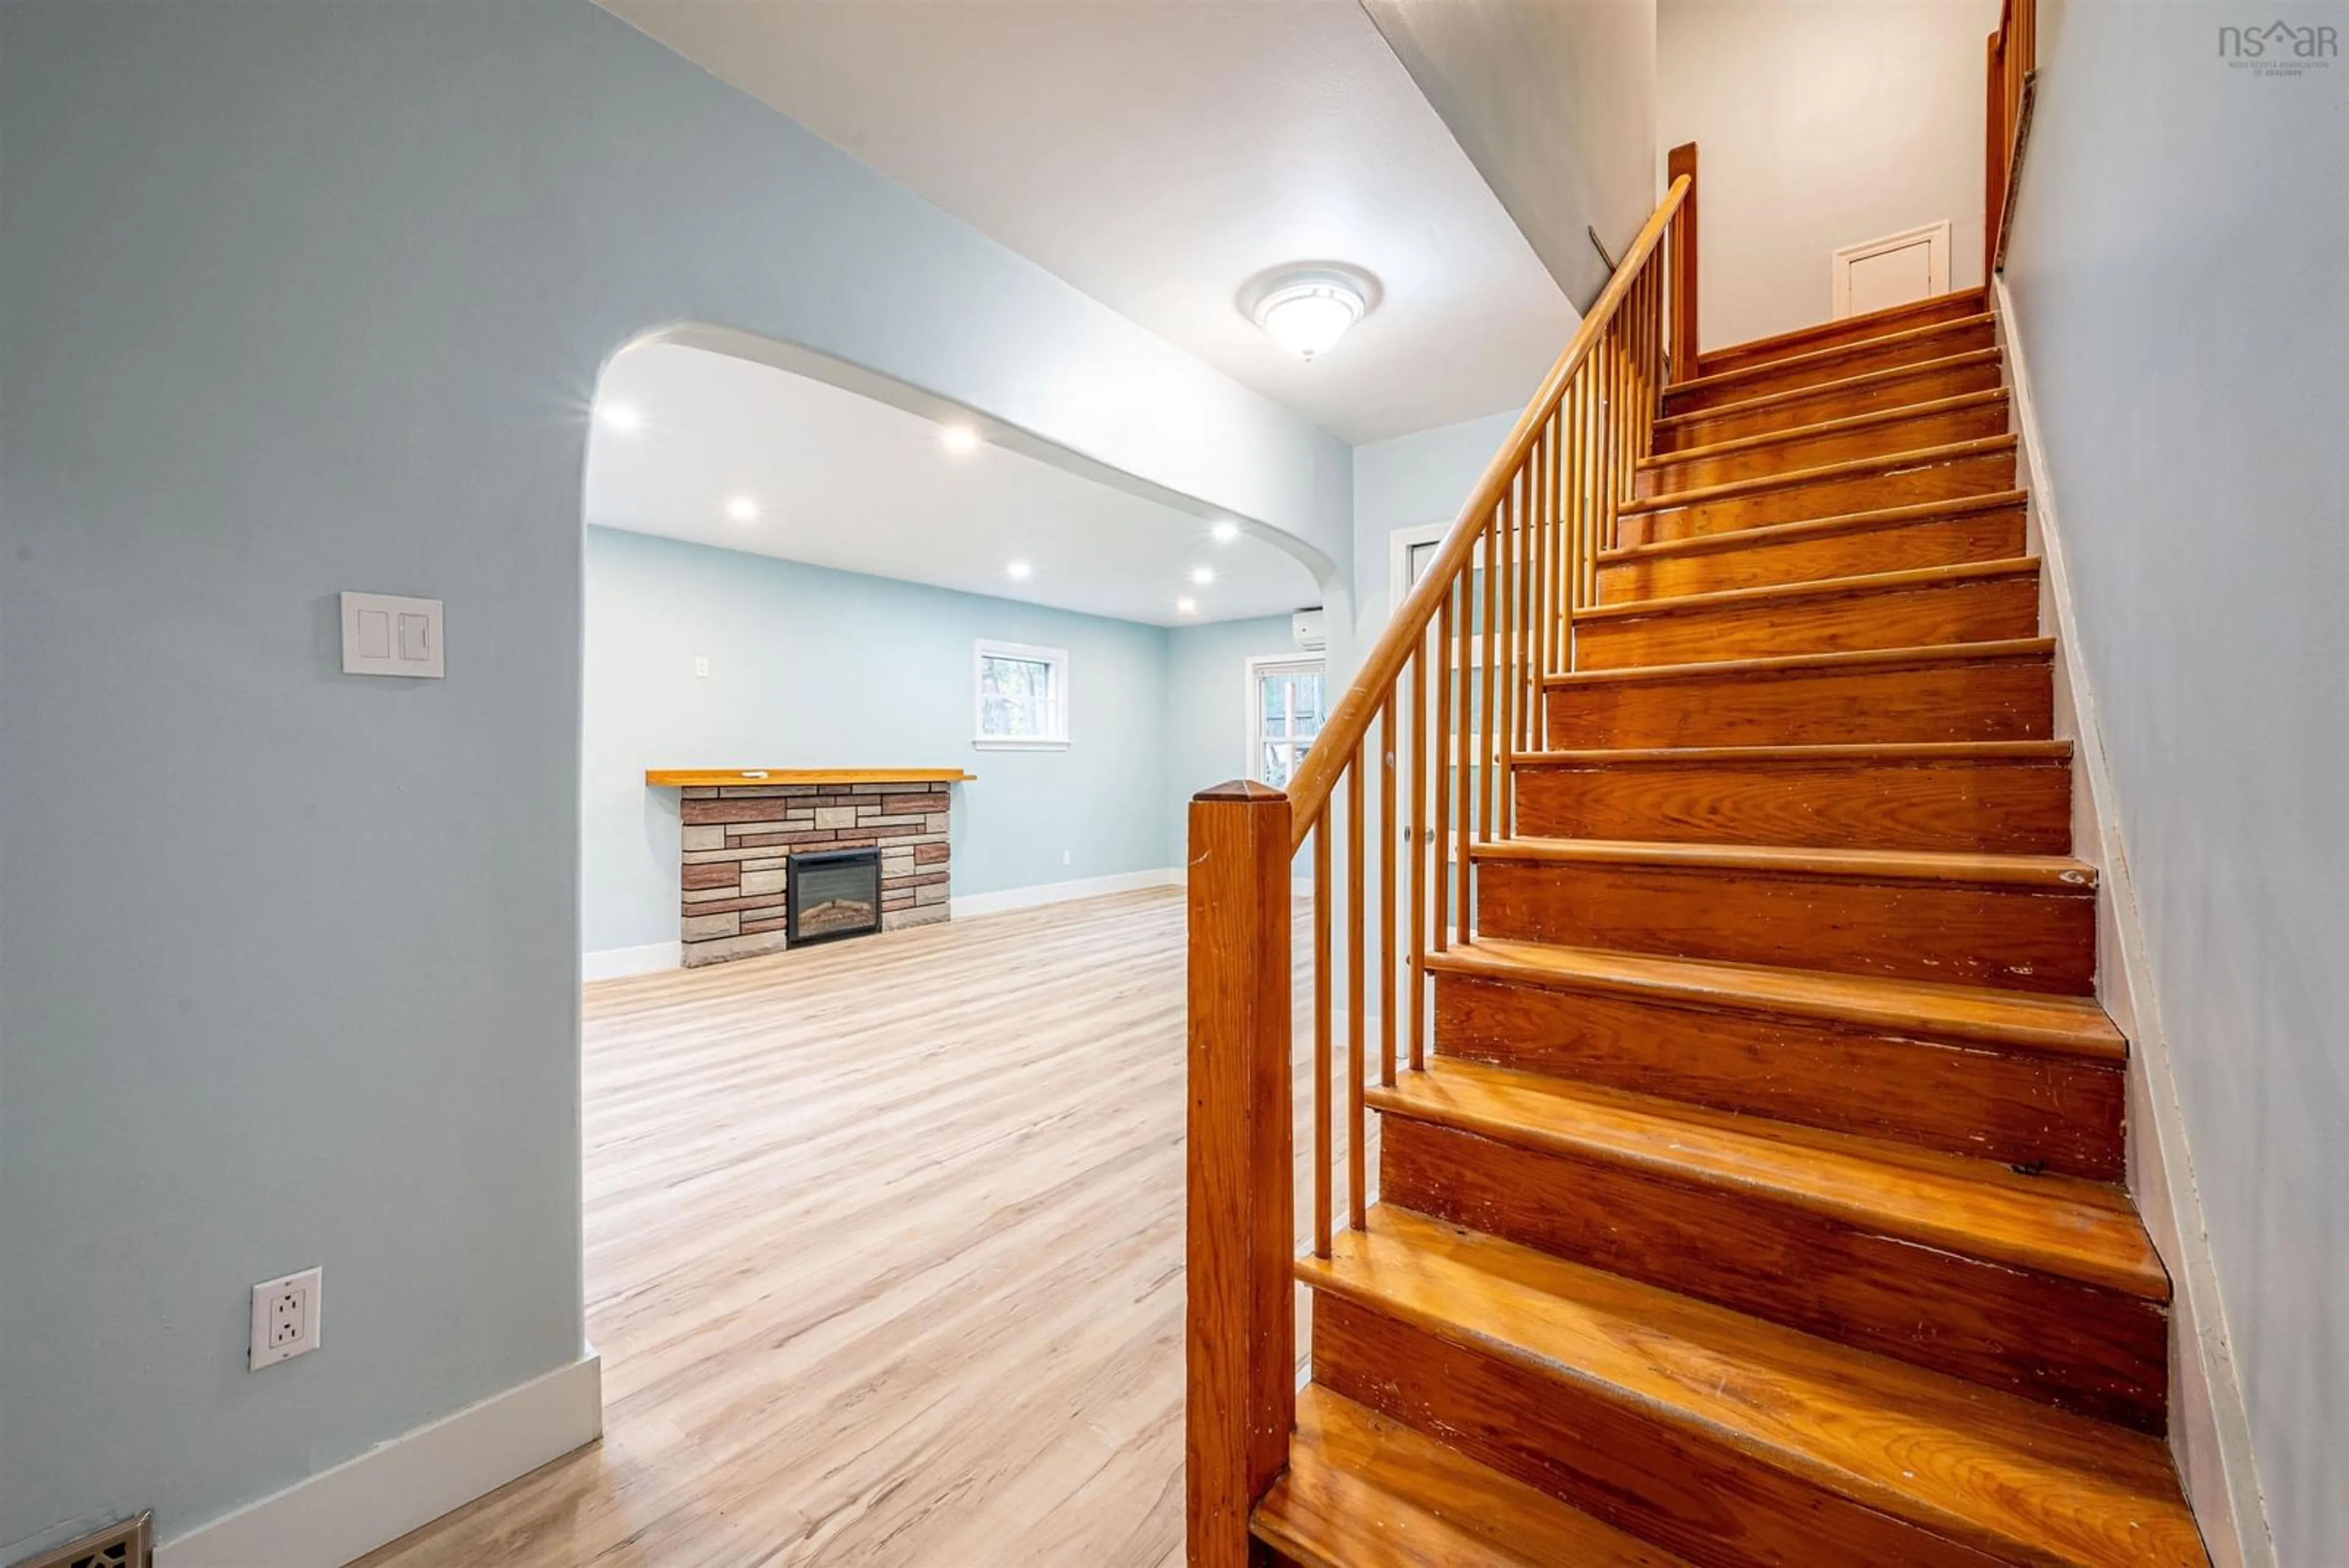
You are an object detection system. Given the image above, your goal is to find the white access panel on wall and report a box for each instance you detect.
[1831,220,1953,319]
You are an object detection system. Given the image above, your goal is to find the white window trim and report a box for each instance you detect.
[1388,519,1451,616]
[972,638,1071,751]
[1244,652,1326,787]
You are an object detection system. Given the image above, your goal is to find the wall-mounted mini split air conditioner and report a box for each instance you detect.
[1291,608,1326,653]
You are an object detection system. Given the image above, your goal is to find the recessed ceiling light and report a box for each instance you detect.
[1210,519,1241,543]
[724,496,760,522]
[1007,560,1033,581]
[1176,596,1199,615]
[1245,267,1375,360]
[1190,566,1215,586]
[941,425,982,453]
[598,402,642,434]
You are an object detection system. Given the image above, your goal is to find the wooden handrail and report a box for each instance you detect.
[1282,172,1692,850]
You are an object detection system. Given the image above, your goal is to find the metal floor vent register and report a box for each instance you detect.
[15,1514,152,1568]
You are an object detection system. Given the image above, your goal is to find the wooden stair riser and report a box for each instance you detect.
[1694,291,1989,380]
[1432,972,2124,1180]
[1474,857,2097,995]
[1664,318,1998,414]
[1311,1293,2013,1568]
[1253,1389,1701,1568]
[1377,1118,2166,1431]
[1575,567,2041,669]
[1622,447,2018,546]
[1598,503,2027,601]
[1546,650,2055,748]
[1636,397,2009,496]
[1655,353,2006,453]
[1510,751,2072,853]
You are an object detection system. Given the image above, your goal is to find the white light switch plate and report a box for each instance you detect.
[341,592,444,678]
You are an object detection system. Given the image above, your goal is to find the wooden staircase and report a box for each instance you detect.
[1253,290,2207,1567]
[1187,131,2206,1568]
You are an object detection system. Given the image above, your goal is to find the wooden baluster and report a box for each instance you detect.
[1639,277,1654,455]
[1575,367,1593,613]
[1433,586,1453,954]
[1496,477,1515,839]
[1599,330,1617,554]
[1455,562,1474,946]
[1409,641,1428,1072]
[1546,418,1557,721]
[1479,512,1497,856]
[1616,322,1633,535]
[1529,422,1549,753]
[1184,780,1295,1568]
[1379,688,1397,1090]
[1669,143,1699,382]
[1312,814,1332,1259]
[1647,262,1663,428]
[1651,261,1668,431]
[1566,373,1586,620]
[1345,748,1365,1231]
[1523,436,1542,754]
[1529,423,1546,691]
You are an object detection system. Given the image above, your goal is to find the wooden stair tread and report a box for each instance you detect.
[1425,936,2122,1060]
[1599,491,2028,564]
[1471,834,2095,891]
[1254,1386,1697,1568]
[1664,313,1998,401]
[1635,388,2009,472]
[1370,1058,2161,1296]
[1655,347,2006,435]
[1301,1209,2207,1568]
[1621,434,2018,517]
[1694,288,1988,376]
[1546,636,2053,689]
[1574,557,2037,623]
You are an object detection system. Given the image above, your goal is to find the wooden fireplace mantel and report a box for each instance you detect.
[644,768,978,789]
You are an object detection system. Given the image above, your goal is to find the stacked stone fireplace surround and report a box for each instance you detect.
[677,782,952,967]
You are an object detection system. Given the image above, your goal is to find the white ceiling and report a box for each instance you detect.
[597,0,1576,445]
[587,340,1321,628]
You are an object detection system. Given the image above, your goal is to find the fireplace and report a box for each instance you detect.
[787,847,883,946]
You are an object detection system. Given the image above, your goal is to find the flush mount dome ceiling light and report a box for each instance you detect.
[1240,264,1381,362]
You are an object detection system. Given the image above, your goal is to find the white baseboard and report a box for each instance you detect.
[582,940,680,981]
[951,866,1181,918]
[1995,280,2273,1568]
[154,1353,602,1568]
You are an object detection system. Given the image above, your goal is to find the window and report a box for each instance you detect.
[1249,655,1325,789]
[974,640,1069,749]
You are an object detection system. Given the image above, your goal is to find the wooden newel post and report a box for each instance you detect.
[1666,140,1699,383]
[1186,779,1295,1567]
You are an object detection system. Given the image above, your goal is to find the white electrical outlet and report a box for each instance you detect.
[694,656,710,678]
[250,1266,322,1370]
[1061,849,1072,866]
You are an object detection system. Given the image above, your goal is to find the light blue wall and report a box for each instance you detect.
[2002,5,2346,1559]
[1164,615,1305,851]
[0,1,1349,1554]
[1352,411,1518,639]
[585,527,1172,953]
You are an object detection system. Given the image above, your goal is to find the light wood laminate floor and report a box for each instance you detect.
[362,890,1208,1567]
